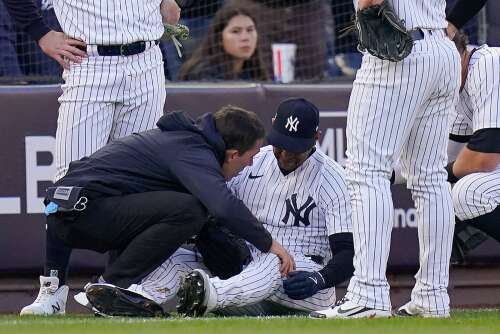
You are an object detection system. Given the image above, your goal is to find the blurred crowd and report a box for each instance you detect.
[1,0,499,84]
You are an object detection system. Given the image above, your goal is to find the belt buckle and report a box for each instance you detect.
[119,44,128,56]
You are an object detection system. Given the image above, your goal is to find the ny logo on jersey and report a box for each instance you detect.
[285,116,299,132]
[282,194,317,227]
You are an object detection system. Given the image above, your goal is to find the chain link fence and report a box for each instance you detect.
[0,0,491,85]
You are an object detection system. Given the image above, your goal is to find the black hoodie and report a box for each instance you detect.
[56,112,272,252]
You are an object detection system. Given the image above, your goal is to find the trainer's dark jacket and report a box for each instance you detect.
[56,112,273,253]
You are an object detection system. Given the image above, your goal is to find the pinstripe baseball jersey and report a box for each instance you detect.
[451,45,500,136]
[228,145,352,262]
[354,0,447,30]
[132,145,351,311]
[52,0,164,44]
[449,45,500,222]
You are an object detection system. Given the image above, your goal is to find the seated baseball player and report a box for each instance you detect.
[23,105,296,317]
[82,97,355,317]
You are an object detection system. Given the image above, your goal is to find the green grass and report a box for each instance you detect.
[1,310,499,334]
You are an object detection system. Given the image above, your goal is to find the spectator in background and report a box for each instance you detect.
[162,0,223,80]
[253,0,332,81]
[0,0,23,79]
[177,1,268,81]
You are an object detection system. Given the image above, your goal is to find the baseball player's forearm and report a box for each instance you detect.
[170,153,273,253]
[446,0,487,30]
[2,0,50,41]
[452,147,500,178]
[318,233,354,289]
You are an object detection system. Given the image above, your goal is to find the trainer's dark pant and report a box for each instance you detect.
[47,191,207,288]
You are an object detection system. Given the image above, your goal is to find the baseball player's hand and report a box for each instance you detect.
[161,0,181,25]
[358,0,384,10]
[283,271,326,300]
[38,30,87,70]
[269,240,295,276]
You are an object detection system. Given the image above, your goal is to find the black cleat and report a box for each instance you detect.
[85,283,167,317]
[176,270,208,317]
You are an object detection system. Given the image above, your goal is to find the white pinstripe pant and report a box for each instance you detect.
[131,247,336,313]
[54,44,165,181]
[453,168,500,221]
[344,30,461,316]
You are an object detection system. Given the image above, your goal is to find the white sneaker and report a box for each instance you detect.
[20,276,69,316]
[395,301,449,318]
[310,297,392,319]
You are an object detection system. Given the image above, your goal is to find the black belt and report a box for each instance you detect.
[409,28,447,41]
[80,40,159,56]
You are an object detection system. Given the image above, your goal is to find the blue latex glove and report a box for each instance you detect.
[283,271,326,300]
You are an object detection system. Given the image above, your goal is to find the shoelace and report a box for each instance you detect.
[34,285,56,303]
[334,296,349,307]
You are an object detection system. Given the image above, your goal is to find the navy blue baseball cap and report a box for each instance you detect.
[267,98,320,153]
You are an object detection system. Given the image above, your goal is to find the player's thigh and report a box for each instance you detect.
[112,47,165,138]
[268,255,336,311]
[55,99,115,180]
[453,170,500,220]
[346,54,431,174]
[399,41,460,184]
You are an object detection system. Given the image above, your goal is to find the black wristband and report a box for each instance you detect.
[445,161,460,184]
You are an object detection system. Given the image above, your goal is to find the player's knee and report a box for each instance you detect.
[452,176,476,220]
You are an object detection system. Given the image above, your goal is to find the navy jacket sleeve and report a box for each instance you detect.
[3,0,50,41]
[447,0,487,29]
[169,146,273,253]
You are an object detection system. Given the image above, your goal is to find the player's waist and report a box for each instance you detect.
[409,28,447,41]
[76,40,160,57]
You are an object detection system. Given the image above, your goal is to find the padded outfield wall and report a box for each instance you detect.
[0,83,499,274]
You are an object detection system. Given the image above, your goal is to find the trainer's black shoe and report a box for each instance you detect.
[85,283,166,317]
[176,269,215,317]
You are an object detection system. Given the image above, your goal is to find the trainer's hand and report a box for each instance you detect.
[269,240,295,276]
[283,271,326,300]
[38,31,87,70]
[161,0,181,25]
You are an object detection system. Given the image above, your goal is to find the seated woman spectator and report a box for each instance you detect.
[177,1,268,81]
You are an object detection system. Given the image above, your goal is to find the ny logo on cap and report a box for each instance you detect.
[285,116,299,132]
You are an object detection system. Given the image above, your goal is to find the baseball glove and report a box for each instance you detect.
[346,0,413,62]
[195,218,252,279]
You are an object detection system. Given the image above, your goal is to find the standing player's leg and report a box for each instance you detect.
[453,170,500,242]
[397,33,460,318]
[343,57,427,313]
[342,32,455,316]
[21,58,123,316]
[112,45,165,139]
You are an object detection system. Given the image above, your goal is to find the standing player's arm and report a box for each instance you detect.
[357,0,383,10]
[446,0,488,39]
[160,0,181,25]
[2,0,86,69]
